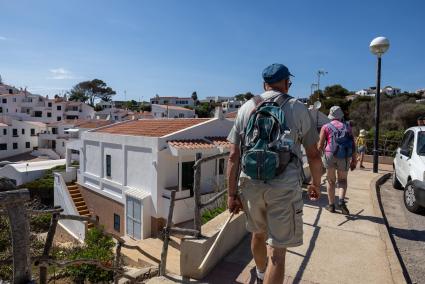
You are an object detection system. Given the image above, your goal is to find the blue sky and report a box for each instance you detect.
[0,0,424,100]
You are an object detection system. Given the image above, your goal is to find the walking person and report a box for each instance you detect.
[356,129,367,169]
[318,106,357,215]
[226,63,323,284]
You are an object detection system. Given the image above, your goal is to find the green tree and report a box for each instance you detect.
[195,102,213,118]
[191,91,198,104]
[69,79,116,106]
[235,92,254,101]
[323,84,350,98]
[308,90,324,105]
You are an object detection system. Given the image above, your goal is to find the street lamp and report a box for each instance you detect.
[370,36,390,173]
[310,83,318,96]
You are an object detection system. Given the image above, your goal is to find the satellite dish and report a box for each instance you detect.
[313,101,322,110]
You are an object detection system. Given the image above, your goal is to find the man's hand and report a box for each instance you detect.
[307,184,321,201]
[227,195,243,214]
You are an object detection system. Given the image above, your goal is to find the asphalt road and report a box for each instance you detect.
[380,179,425,284]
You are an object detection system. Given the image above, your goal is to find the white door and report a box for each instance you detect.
[126,196,142,240]
[397,130,414,186]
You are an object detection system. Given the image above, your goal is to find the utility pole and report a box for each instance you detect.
[317,70,328,93]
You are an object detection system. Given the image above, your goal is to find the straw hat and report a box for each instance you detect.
[359,129,366,137]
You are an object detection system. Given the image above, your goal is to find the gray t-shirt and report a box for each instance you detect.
[227,90,319,186]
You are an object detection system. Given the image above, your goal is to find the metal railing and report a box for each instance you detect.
[362,138,402,157]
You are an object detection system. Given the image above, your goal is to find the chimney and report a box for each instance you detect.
[214,105,224,120]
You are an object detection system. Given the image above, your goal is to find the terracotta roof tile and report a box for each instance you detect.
[95,118,210,137]
[168,139,215,150]
[205,136,231,148]
[78,120,114,129]
[225,111,238,118]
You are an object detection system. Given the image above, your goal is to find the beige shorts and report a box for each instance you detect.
[322,155,350,171]
[239,178,303,248]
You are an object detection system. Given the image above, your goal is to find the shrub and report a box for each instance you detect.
[19,165,66,206]
[30,213,52,233]
[65,227,114,284]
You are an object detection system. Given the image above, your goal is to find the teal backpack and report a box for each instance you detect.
[241,93,294,181]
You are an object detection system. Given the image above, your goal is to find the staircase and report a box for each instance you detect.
[67,183,94,228]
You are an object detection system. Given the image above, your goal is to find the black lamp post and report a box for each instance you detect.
[370,36,390,173]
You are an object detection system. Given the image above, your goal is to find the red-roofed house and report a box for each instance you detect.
[54,115,233,241]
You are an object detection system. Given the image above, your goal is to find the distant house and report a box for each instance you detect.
[355,89,374,97]
[381,86,401,96]
[356,86,401,97]
[150,96,194,107]
[203,96,235,103]
[36,119,113,159]
[0,159,65,186]
[54,115,233,241]
[151,104,195,118]
[221,100,242,113]
[0,116,46,160]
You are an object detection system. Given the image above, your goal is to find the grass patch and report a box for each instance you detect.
[201,199,227,224]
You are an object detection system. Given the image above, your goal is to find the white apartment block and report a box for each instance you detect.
[54,116,233,241]
[150,96,195,107]
[0,116,46,160]
[151,104,195,118]
[0,83,95,123]
[37,119,113,159]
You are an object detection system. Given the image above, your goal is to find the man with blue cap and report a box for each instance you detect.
[227,63,323,283]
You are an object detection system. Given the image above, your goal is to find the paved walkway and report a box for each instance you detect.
[202,163,401,284]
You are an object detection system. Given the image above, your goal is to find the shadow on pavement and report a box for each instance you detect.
[391,227,425,242]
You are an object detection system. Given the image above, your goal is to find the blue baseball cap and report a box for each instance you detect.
[262,63,294,84]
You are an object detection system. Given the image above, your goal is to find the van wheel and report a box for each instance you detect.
[392,169,403,190]
[404,182,422,213]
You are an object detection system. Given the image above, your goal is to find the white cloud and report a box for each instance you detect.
[0,36,7,40]
[49,68,75,80]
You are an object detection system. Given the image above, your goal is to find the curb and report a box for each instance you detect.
[369,173,408,284]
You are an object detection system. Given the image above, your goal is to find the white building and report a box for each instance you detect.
[356,86,401,97]
[0,116,46,160]
[54,115,233,241]
[0,159,65,186]
[221,100,242,113]
[0,83,95,123]
[95,108,140,122]
[204,96,235,103]
[150,96,195,107]
[151,104,195,118]
[355,89,374,97]
[381,86,401,96]
[36,119,113,159]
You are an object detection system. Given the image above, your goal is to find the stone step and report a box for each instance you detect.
[79,209,90,216]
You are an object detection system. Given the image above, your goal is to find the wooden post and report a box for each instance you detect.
[159,190,176,276]
[0,186,31,284]
[114,241,123,284]
[193,153,202,236]
[39,212,59,284]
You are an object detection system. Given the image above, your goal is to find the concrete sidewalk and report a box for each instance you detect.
[202,163,404,284]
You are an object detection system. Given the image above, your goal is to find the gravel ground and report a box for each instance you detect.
[380,179,425,284]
